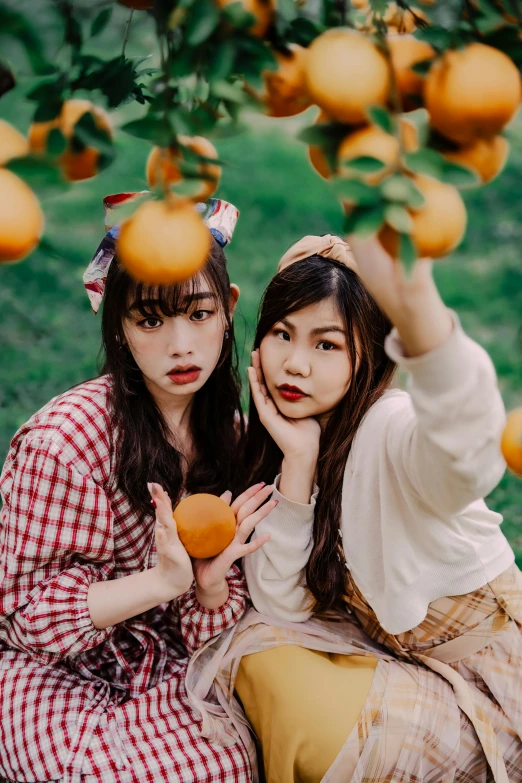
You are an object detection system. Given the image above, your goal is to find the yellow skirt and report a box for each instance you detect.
[235,645,378,783]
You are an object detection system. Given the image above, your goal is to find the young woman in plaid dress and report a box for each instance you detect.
[186,234,521,782]
[0,196,276,783]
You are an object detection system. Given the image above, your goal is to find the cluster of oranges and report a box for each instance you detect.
[251,14,521,260]
[0,99,112,264]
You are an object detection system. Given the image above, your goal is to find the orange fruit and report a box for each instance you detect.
[215,0,276,37]
[146,136,220,202]
[338,124,400,184]
[308,111,333,179]
[29,98,112,182]
[0,120,29,165]
[378,174,467,259]
[501,407,522,478]
[117,199,211,285]
[263,44,312,117]
[442,135,510,185]
[425,44,522,144]
[118,0,154,7]
[387,34,435,111]
[305,28,391,124]
[0,169,44,263]
[173,493,236,559]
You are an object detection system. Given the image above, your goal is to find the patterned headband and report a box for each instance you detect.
[83,192,240,314]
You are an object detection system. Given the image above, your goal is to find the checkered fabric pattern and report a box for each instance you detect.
[0,377,252,783]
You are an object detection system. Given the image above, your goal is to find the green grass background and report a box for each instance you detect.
[1,3,521,563]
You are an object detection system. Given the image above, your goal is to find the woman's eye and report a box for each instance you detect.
[139,316,162,329]
[190,309,213,321]
[274,329,290,341]
[317,340,337,351]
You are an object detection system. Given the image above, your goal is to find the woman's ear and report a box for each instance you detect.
[229,284,240,317]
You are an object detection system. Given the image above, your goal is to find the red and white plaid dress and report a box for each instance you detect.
[0,377,252,783]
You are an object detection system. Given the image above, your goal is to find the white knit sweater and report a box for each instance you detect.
[244,313,514,634]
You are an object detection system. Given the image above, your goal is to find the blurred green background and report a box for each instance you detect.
[1,2,521,563]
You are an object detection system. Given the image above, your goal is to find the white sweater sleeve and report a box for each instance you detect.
[383,311,507,516]
[243,474,317,621]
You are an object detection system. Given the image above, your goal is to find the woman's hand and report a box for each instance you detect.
[192,482,274,608]
[149,482,194,601]
[347,235,453,358]
[248,349,321,462]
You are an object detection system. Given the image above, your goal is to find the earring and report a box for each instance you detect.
[224,330,229,340]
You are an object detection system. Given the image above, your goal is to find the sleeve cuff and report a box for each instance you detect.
[384,310,489,396]
[267,474,318,537]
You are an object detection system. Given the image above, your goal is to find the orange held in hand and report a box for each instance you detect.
[501,407,522,478]
[173,493,236,559]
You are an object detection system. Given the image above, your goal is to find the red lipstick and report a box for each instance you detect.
[277,384,308,402]
[167,365,202,385]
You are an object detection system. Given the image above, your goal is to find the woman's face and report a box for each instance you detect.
[122,274,239,405]
[259,296,353,421]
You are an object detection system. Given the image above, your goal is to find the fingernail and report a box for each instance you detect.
[274,499,279,506]
[147,482,153,495]
[152,498,157,508]
[259,481,266,487]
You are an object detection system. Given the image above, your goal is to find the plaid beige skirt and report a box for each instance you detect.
[186,564,522,782]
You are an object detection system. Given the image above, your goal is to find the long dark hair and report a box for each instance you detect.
[244,256,396,612]
[101,237,244,517]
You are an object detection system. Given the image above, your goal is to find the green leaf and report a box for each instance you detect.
[210,80,245,103]
[385,203,413,233]
[415,26,451,50]
[73,112,114,156]
[6,155,69,197]
[0,61,15,98]
[398,233,417,274]
[368,105,394,134]
[91,8,113,38]
[345,204,386,237]
[405,148,445,178]
[277,0,298,22]
[33,100,63,123]
[171,178,208,198]
[402,107,429,148]
[410,57,435,76]
[475,7,508,33]
[121,116,172,146]
[342,156,387,174]
[332,178,381,206]
[210,120,248,139]
[380,175,425,208]
[221,2,257,29]
[46,128,67,156]
[440,159,480,188]
[369,0,388,13]
[0,8,55,75]
[298,122,350,147]
[185,0,220,45]
[288,17,325,46]
[207,41,236,82]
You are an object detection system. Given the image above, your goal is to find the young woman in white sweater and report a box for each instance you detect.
[222,233,521,782]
